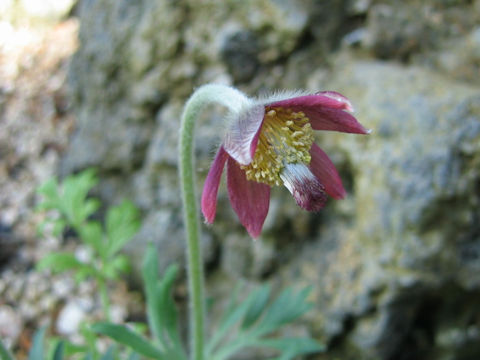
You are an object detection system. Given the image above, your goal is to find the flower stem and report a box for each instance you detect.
[179,84,250,360]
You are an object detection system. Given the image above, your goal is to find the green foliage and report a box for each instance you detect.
[22,326,69,360]
[141,245,184,354]
[0,337,15,360]
[36,169,141,317]
[205,284,324,360]
[51,341,65,360]
[91,324,164,359]
[93,244,187,360]
[33,169,322,360]
[37,169,99,233]
[17,326,122,360]
[94,245,323,360]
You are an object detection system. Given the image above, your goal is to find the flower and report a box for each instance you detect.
[201,90,369,238]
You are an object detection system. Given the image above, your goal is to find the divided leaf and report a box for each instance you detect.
[92,323,163,359]
[36,169,99,237]
[52,341,65,360]
[60,169,98,227]
[103,254,131,279]
[255,337,325,360]
[141,244,185,357]
[28,326,47,360]
[106,200,140,257]
[78,222,104,257]
[99,345,115,360]
[36,179,60,211]
[254,286,313,336]
[241,285,271,330]
[207,285,323,360]
[36,253,84,273]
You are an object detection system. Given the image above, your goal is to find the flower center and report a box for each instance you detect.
[241,107,314,186]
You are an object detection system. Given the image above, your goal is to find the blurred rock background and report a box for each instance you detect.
[1,0,480,359]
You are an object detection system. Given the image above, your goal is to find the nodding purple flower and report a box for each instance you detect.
[201,90,369,238]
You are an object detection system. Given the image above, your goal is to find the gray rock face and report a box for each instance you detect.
[363,1,480,61]
[285,60,480,360]
[64,0,480,359]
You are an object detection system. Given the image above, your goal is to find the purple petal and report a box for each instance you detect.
[316,91,354,112]
[303,107,369,134]
[223,105,265,165]
[309,143,346,199]
[267,93,352,111]
[227,157,270,238]
[201,146,228,224]
[280,163,327,212]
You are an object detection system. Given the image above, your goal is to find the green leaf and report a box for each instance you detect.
[0,337,15,360]
[100,345,115,360]
[78,222,104,256]
[254,287,313,336]
[83,199,101,221]
[37,179,60,208]
[36,253,99,283]
[74,264,100,283]
[208,285,318,360]
[28,326,47,360]
[62,341,89,357]
[105,200,140,257]
[61,169,98,226]
[80,324,98,358]
[83,353,93,360]
[127,352,140,360]
[111,254,131,273]
[258,337,325,360]
[52,219,67,237]
[36,253,84,273]
[241,285,271,329]
[141,244,185,357]
[92,323,163,359]
[103,255,131,280]
[52,341,65,360]
[220,283,243,324]
[36,170,101,245]
[206,284,266,355]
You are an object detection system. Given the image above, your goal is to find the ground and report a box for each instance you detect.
[0,10,135,358]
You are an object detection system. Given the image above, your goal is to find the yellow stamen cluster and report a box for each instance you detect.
[241,107,314,186]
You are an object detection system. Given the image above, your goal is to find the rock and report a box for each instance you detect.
[19,0,77,20]
[414,27,480,85]
[62,0,312,175]
[56,299,89,335]
[0,222,21,268]
[363,1,480,61]
[220,30,259,83]
[60,1,480,359]
[0,305,22,348]
[221,233,275,279]
[280,60,480,360]
[308,0,354,51]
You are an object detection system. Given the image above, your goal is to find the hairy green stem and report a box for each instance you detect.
[179,84,250,360]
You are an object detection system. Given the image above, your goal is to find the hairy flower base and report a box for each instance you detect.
[241,107,314,186]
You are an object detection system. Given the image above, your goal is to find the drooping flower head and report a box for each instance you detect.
[201,88,369,238]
